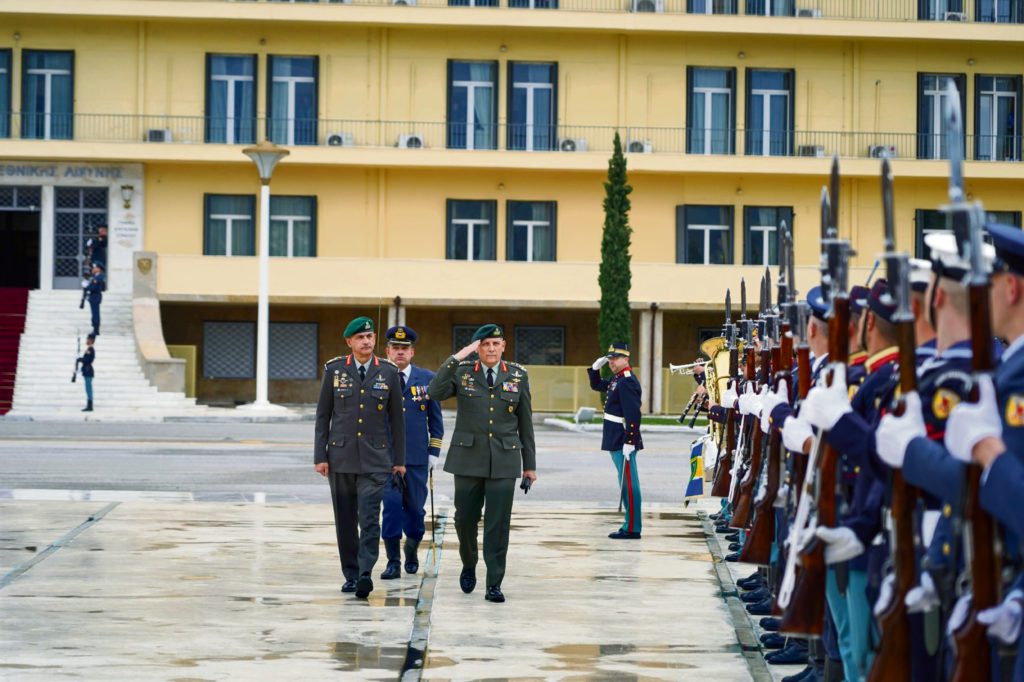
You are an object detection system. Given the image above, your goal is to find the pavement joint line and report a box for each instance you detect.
[400,508,449,682]
[0,501,121,591]
[697,510,773,682]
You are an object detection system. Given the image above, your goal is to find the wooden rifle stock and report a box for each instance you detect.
[712,340,741,497]
[729,348,760,512]
[868,321,918,682]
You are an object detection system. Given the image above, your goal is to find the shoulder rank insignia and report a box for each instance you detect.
[381,358,398,368]
[932,388,961,421]
[324,355,345,369]
[1006,394,1024,427]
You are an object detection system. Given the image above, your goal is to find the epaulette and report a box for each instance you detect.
[508,362,528,372]
[324,355,346,368]
[458,360,474,366]
[380,358,398,368]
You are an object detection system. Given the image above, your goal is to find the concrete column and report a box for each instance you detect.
[652,307,664,414]
[387,303,398,329]
[638,308,652,414]
[39,185,54,290]
[397,304,406,326]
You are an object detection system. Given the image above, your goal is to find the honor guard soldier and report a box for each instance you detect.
[428,324,537,604]
[380,325,444,580]
[588,343,644,539]
[84,264,106,337]
[314,316,406,599]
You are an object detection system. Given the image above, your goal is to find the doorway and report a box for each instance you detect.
[0,211,41,288]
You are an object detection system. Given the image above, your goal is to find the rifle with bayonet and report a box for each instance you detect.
[780,158,854,637]
[868,156,918,682]
[711,289,737,497]
[943,82,1002,682]
[729,279,758,514]
[732,276,769,529]
[71,332,81,383]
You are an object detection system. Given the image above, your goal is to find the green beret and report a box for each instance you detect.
[471,324,504,342]
[343,316,374,338]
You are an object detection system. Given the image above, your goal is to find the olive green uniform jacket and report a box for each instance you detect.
[428,357,536,479]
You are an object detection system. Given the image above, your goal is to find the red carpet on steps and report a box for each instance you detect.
[0,288,29,415]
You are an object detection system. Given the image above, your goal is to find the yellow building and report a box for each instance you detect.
[1,0,1022,410]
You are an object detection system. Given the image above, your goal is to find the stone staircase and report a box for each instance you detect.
[7,290,211,420]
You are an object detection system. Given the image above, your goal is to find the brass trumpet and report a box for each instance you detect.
[669,360,710,375]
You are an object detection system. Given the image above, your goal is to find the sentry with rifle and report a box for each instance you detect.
[711,288,740,497]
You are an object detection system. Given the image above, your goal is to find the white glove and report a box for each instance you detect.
[875,392,926,469]
[977,592,1023,645]
[721,380,738,408]
[760,381,788,434]
[774,483,789,508]
[591,356,609,371]
[782,416,814,454]
[947,592,973,636]
[738,384,761,416]
[905,573,941,613]
[81,279,90,289]
[428,455,439,469]
[874,573,896,617]
[622,443,636,460]
[814,525,865,564]
[945,375,1001,464]
[800,365,852,430]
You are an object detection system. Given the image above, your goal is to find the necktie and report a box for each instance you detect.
[487,368,495,388]
[400,372,407,391]
[359,365,366,383]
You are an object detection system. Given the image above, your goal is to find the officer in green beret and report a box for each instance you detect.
[428,323,537,603]
[314,316,406,599]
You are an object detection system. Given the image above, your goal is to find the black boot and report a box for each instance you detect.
[380,538,401,580]
[404,538,420,574]
[82,400,93,412]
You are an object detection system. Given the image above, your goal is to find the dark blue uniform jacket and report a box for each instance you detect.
[588,366,643,452]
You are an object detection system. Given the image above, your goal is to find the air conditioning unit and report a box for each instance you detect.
[868,144,898,158]
[627,139,653,154]
[558,137,588,152]
[326,132,355,147]
[797,144,825,157]
[796,7,822,17]
[944,10,966,20]
[146,128,172,143]
[630,0,664,12]
[392,0,417,5]
[398,134,424,149]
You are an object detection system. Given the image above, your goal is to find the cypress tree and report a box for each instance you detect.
[598,132,633,365]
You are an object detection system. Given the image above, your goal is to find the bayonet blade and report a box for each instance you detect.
[725,289,732,325]
[829,156,840,237]
[944,80,965,204]
[785,222,796,301]
[820,186,831,242]
[882,156,895,253]
[740,278,748,319]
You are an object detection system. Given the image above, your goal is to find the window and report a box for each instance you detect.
[975,75,1021,161]
[268,56,318,146]
[914,210,947,258]
[446,200,496,260]
[0,50,10,138]
[987,210,1022,227]
[917,73,966,160]
[204,194,255,256]
[745,0,794,14]
[54,188,106,287]
[204,321,256,379]
[449,0,499,5]
[509,0,559,7]
[746,70,793,156]
[687,67,735,155]
[452,325,480,360]
[206,54,256,144]
[507,201,556,262]
[0,186,42,210]
[269,322,318,379]
[448,61,498,150]
[270,196,316,257]
[687,0,738,13]
[515,326,564,365]
[21,50,73,140]
[508,62,557,152]
[976,0,1024,22]
[744,206,791,266]
[919,0,964,20]
[677,205,734,265]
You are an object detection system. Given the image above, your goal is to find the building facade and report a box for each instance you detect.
[1,0,1022,409]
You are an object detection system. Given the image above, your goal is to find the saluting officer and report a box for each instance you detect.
[314,316,406,599]
[380,325,444,580]
[588,343,644,539]
[428,324,537,604]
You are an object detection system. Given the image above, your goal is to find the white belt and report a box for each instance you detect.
[603,414,624,425]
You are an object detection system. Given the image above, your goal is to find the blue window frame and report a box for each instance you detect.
[917,73,966,160]
[268,56,318,146]
[507,201,557,262]
[746,69,794,156]
[446,200,497,260]
[677,205,734,265]
[745,0,794,14]
[447,61,498,150]
[21,50,74,140]
[743,206,792,266]
[206,54,256,144]
[204,194,256,256]
[0,50,10,138]
[976,0,1024,22]
[974,75,1022,162]
[687,67,736,155]
[687,0,738,12]
[509,0,559,7]
[507,62,557,152]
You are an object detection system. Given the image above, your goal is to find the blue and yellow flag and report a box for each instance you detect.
[683,436,707,505]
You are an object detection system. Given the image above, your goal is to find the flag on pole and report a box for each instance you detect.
[683,434,709,505]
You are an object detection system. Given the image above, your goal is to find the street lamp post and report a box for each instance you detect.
[243,140,289,408]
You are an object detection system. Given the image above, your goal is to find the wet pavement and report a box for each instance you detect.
[0,498,756,680]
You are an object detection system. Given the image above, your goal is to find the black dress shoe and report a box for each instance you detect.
[737,573,764,590]
[341,579,357,593]
[724,552,740,562]
[740,587,770,603]
[728,542,741,551]
[484,586,505,603]
[765,644,808,665]
[725,532,740,542]
[760,617,781,631]
[459,567,476,594]
[404,538,420,575]
[715,524,733,534]
[760,632,786,649]
[380,561,401,580]
[355,573,373,599]
[709,512,722,521]
[608,529,641,540]
[746,598,773,615]
[782,667,815,682]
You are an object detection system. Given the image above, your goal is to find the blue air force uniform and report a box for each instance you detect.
[84,269,105,336]
[588,342,644,537]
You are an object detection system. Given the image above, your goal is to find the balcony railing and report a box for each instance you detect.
[149,0,1024,24]
[3,113,1021,163]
